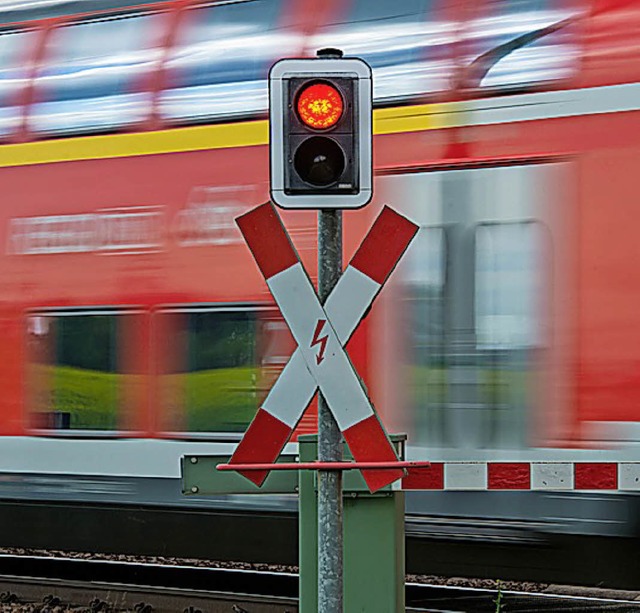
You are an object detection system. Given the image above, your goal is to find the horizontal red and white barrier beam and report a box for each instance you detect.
[401,462,640,491]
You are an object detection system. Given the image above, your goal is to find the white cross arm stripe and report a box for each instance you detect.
[261,265,380,428]
[267,262,375,432]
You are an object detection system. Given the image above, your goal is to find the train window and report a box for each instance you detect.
[26,310,139,432]
[475,221,544,447]
[0,0,162,23]
[0,29,34,137]
[157,306,292,434]
[466,0,578,90]
[307,0,453,102]
[475,222,540,351]
[404,226,447,443]
[159,0,300,123]
[28,12,165,135]
[394,164,559,449]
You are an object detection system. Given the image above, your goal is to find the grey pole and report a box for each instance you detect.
[315,46,345,613]
[317,208,343,612]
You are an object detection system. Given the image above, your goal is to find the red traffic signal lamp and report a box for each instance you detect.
[297,81,344,130]
[269,53,372,209]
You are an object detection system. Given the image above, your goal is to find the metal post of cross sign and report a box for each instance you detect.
[228,201,416,611]
[270,47,372,612]
[218,50,420,613]
[317,204,343,613]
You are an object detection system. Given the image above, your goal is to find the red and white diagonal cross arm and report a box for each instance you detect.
[229,202,418,492]
[230,205,418,486]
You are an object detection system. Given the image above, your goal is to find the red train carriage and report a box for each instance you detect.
[0,0,638,559]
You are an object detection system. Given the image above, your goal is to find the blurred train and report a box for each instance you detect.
[0,0,639,586]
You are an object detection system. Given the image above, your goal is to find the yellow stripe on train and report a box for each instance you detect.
[0,102,463,169]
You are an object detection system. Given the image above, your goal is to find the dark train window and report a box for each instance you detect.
[157,306,293,434]
[26,310,139,432]
[0,29,35,137]
[307,0,453,102]
[28,12,165,135]
[466,0,578,90]
[160,0,300,123]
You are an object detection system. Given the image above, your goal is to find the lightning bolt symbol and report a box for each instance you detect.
[310,318,329,365]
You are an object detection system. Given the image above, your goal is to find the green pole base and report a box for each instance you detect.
[299,434,406,613]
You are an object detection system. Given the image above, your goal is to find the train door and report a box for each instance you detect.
[377,162,574,451]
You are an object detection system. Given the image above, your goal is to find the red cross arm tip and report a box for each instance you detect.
[236,202,299,279]
[349,206,419,285]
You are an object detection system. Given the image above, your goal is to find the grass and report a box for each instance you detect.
[36,364,119,429]
[29,364,263,432]
[494,580,504,612]
[30,362,533,435]
[165,366,261,432]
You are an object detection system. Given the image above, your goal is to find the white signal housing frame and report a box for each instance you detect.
[269,57,373,209]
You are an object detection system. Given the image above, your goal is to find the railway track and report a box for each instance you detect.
[0,556,297,612]
[1,555,640,612]
[406,582,640,612]
[4,500,639,589]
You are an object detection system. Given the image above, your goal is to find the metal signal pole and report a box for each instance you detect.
[268,47,372,611]
[317,208,343,612]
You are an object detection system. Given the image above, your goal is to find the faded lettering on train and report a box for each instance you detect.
[7,189,249,255]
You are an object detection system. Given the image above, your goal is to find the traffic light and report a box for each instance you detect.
[269,54,372,209]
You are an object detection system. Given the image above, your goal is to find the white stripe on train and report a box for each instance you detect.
[466,81,640,126]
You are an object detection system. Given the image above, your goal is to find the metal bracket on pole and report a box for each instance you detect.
[181,455,299,496]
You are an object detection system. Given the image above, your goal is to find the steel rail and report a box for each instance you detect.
[0,556,297,612]
[1,555,640,612]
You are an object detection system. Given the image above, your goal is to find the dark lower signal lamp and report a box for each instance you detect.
[294,136,346,187]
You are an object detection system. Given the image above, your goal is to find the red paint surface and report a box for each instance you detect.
[488,463,531,490]
[342,414,404,492]
[236,202,299,280]
[574,463,618,489]
[228,408,294,486]
[402,463,445,490]
[221,460,429,470]
[349,206,419,285]
[578,0,640,89]
[575,149,640,425]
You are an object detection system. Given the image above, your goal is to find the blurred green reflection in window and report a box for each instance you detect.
[161,307,264,432]
[28,312,120,430]
[178,309,260,433]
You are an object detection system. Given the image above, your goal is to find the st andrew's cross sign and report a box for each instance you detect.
[228,202,418,493]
